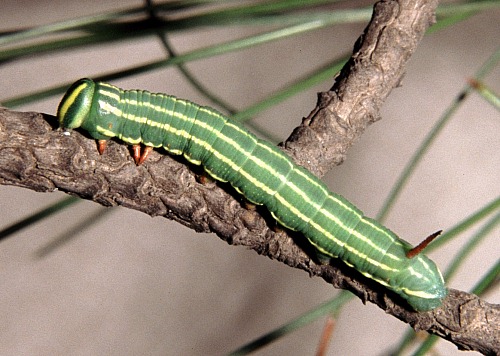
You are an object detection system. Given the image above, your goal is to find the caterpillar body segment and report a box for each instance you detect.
[57,78,447,311]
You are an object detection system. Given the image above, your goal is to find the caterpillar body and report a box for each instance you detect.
[57,78,447,311]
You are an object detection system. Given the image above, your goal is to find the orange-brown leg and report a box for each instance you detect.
[131,144,142,164]
[243,201,257,211]
[137,146,153,165]
[97,140,107,155]
[197,172,213,185]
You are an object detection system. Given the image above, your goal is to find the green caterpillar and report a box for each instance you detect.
[57,78,447,311]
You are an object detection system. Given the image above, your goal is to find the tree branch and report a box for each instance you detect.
[1,1,498,354]
[284,0,440,176]
[1,108,498,354]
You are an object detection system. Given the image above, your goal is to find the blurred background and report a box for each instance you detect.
[0,1,499,355]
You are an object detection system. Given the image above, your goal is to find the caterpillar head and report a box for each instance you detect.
[57,78,96,130]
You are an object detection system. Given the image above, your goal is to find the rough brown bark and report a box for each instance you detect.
[1,1,498,354]
[284,0,440,176]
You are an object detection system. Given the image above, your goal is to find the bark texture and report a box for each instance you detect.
[1,1,498,354]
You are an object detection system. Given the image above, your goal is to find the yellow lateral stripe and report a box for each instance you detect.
[359,268,441,299]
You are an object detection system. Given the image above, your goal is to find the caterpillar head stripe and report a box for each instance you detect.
[57,78,95,130]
